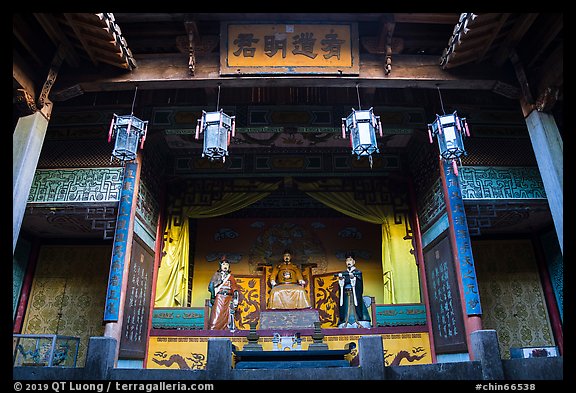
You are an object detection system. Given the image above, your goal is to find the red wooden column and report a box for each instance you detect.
[408,178,437,363]
[531,234,563,355]
[439,158,483,359]
[142,178,167,366]
[103,154,142,364]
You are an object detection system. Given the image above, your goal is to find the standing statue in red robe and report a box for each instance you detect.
[208,256,240,330]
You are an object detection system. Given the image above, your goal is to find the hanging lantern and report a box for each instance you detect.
[107,86,148,162]
[107,113,148,162]
[341,84,383,168]
[195,109,236,162]
[427,110,470,176]
[341,107,383,165]
[195,84,236,162]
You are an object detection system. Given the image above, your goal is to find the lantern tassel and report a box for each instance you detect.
[464,120,471,137]
[108,116,115,143]
[427,126,433,144]
[140,122,148,149]
[452,159,459,176]
[195,119,201,140]
[199,112,205,136]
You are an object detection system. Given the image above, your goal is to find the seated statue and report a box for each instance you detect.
[267,249,311,310]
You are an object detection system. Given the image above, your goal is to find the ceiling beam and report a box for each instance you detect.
[53,53,518,95]
[13,50,37,98]
[33,13,80,67]
[393,13,460,24]
[63,13,99,66]
[13,14,46,66]
[475,13,511,63]
[526,13,562,68]
[492,13,539,66]
[112,13,461,24]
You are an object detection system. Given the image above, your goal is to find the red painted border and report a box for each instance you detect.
[531,234,563,355]
[13,238,41,333]
[408,177,437,363]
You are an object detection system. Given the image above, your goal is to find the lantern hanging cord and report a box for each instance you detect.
[356,83,361,110]
[217,84,221,111]
[130,86,138,116]
[436,85,446,115]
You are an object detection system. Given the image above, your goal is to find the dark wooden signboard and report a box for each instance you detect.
[423,235,467,354]
[119,237,154,359]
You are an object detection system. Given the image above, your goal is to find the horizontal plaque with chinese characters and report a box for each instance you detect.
[220,23,359,75]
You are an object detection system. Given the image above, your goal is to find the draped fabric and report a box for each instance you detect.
[268,284,312,309]
[183,181,279,218]
[154,180,280,307]
[154,216,190,307]
[296,180,420,304]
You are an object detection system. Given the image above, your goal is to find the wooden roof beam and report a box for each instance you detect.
[527,13,563,69]
[393,13,460,24]
[492,13,539,66]
[13,50,37,97]
[13,14,45,66]
[33,13,80,67]
[53,53,519,94]
[63,13,99,67]
[535,42,563,99]
[475,13,510,63]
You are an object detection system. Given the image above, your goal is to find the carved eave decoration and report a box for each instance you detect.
[439,13,563,111]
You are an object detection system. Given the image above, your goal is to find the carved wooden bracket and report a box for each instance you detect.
[37,46,65,111]
[379,15,395,75]
[184,21,199,76]
[14,88,37,115]
[536,86,559,112]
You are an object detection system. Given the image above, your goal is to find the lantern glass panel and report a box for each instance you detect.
[203,124,227,158]
[111,115,147,161]
[435,114,466,160]
[354,110,371,121]
[357,122,375,145]
[200,111,234,160]
[204,111,221,123]
[345,109,380,157]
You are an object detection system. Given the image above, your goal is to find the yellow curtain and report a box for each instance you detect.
[154,215,190,307]
[155,180,280,307]
[183,181,279,218]
[297,180,420,304]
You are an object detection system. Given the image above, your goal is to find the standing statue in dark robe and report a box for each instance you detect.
[337,252,371,328]
[208,256,239,330]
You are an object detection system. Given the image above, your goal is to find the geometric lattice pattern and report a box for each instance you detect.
[417,179,446,232]
[460,166,546,200]
[37,139,119,168]
[472,239,555,359]
[20,245,110,367]
[28,168,123,203]
[461,138,537,167]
